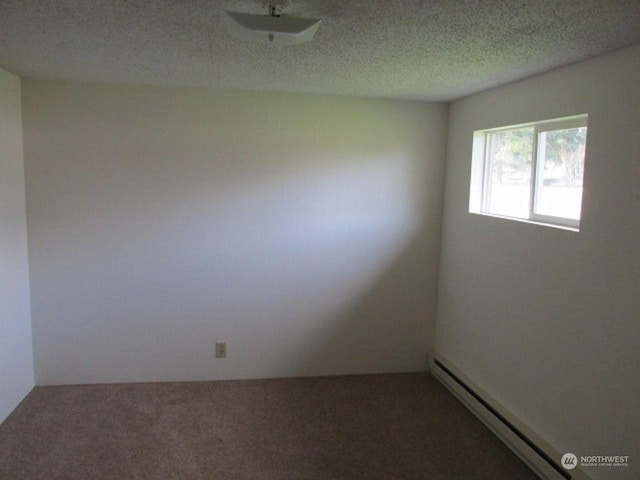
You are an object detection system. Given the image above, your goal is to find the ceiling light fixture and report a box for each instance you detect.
[224,5,321,46]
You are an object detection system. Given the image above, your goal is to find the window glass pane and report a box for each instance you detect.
[485,127,533,218]
[534,126,587,220]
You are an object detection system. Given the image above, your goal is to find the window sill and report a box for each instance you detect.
[469,211,579,232]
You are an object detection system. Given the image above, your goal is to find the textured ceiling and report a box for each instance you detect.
[0,0,639,101]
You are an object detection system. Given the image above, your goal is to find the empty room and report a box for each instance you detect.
[1,1,639,479]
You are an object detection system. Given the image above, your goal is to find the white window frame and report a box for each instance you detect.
[470,114,588,231]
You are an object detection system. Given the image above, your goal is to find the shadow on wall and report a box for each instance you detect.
[289,225,435,377]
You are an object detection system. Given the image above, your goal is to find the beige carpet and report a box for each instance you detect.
[0,373,537,479]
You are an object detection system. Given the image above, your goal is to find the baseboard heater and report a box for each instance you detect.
[431,354,590,480]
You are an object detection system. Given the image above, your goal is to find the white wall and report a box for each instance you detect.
[436,45,640,479]
[0,68,34,423]
[22,79,447,385]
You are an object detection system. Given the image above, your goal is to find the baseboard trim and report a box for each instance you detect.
[430,353,590,480]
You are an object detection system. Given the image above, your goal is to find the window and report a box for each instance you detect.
[469,115,588,230]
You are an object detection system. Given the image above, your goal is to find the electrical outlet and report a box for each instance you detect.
[215,342,227,359]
